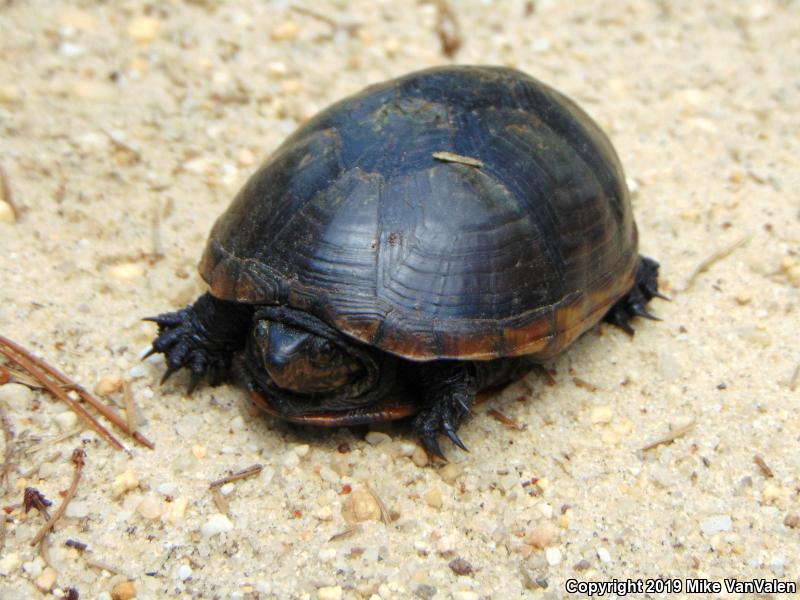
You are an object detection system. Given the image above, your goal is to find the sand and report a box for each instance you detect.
[1,1,798,598]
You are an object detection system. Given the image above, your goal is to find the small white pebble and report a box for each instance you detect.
[65,501,89,519]
[538,502,554,519]
[700,515,732,535]
[255,580,271,593]
[397,442,416,456]
[112,469,140,499]
[22,557,44,577]
[35,567,58,592]
[294,444,310,457]
[283,452,300,469]
[452,591,479,600]
[545,547,562,566]
[219,483,235,496]
[0,553,21,576]
[317,585,343,600]
[365,431,391,445]
[590,406,613,424]
[230,415,246,430]
[0,383,34,409]
[201,513,234,537]
[137,495,162,520]
[157,483,177,496]
[128,364,148,379]
[177,564,192,581]
[260,466,275,484]
[318,548,337,561]
[53,410,78,431]
[597,547,612,564]
[319,466,340,484]
[315,506,333,521]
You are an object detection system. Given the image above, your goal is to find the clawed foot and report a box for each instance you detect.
[604,255,666,335]
[143,293,250,392]
[412,363,476,460]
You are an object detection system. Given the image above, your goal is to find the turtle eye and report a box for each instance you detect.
[250,321,364,394]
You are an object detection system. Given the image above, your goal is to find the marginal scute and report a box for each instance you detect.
[199,65,639,361]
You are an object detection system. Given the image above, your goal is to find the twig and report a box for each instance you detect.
[679,237,750,292]
[753,454,774,478]
[432,151,482,168]
[149,204,164,263]
[211,487,230,516]
[0,343,127,453]
[30,448,85,546]
[122,381,138,438]
[788,362,799,391]
[85,557,126,576]
[0,163,17,221]
[433,0,462,57]
[289,5,360,36]
[24,429,83,457]
[0,334,154,449]
[0,401,14,490]
[209,464,263,488]
[328,524,361,542]
[487,408,526,431]
[640,420,695,452]
[572,377,600,392]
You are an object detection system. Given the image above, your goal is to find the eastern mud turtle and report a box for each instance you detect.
[146,66,662,457]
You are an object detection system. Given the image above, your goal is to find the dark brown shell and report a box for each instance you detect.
[199,66,638,361]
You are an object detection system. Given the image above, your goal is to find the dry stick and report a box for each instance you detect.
[434,0,462,57]
[640,420,696,452]
[0,401,14,490]
[680,236,750,293]
[24,428,83,457]
[487,408,526,431]
[753,454,774,478]
[788,362,800,392]
[0,334,154,449]
[122,381,138,438]
[211,487,230,516]
[31,449,85,546]
[209,463,263,488]
[328,524,361,542]
[0,344,127,453]
[0,163,17,220]
[364,483,392,524]
[572,377,600,392]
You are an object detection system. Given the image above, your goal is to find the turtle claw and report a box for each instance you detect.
[604,255,663,334]
[160,363,181,385]
[443,423,469,452]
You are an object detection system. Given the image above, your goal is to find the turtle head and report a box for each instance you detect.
[249,319,365,395]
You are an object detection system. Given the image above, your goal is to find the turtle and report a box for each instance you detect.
[145,65,663,458]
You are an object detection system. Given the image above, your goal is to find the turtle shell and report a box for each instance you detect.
[199,66,639,361]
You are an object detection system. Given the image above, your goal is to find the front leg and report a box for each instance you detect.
[144,293,252,391]
[412,362,477,459]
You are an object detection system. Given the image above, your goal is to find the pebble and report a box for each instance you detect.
[177,565,192,581]
[317,585,342,600]
[219,483,235,496]
[270,20,299,41]
[700,515,732,535]
[54,410,78,431]
[411,445,428,467]
[735,292,752,306]
[783,513,800,529]
[35,567,58,592]
[94,375,123,397]
[342,488,382,523]
[283,451,300,469]
[0,553,20,576]
[137,496,162,520]
[397,442,416,457]
[157,482,177,496]
[590,406,613,424]
[260,466,275,484]
[111,580,136,600]
[0,383,34,409]
[165,496,188,524]
[192,445,207,459]
[109,262,144,281]
[596,547,612,564]
[366,431,391,445]
[201,513,234,537]
[319,466,340,484]
[294,444,310,457]
[112,469,140,499]
[65,501,89,519]
[545,547,562,566]
[127,17,160,44]
[424,487,443,509]
[525,523,559,549]
[0,200,15,223]
[452,591,479,600]
[316,506,333,521]
[0,83,22,105]
[657,349,681,381]
[438,463,463,484]
[23,557,44,577]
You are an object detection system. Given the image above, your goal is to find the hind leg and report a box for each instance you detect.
[604,256,664,335]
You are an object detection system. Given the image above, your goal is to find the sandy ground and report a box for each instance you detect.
[1,1,799,598]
